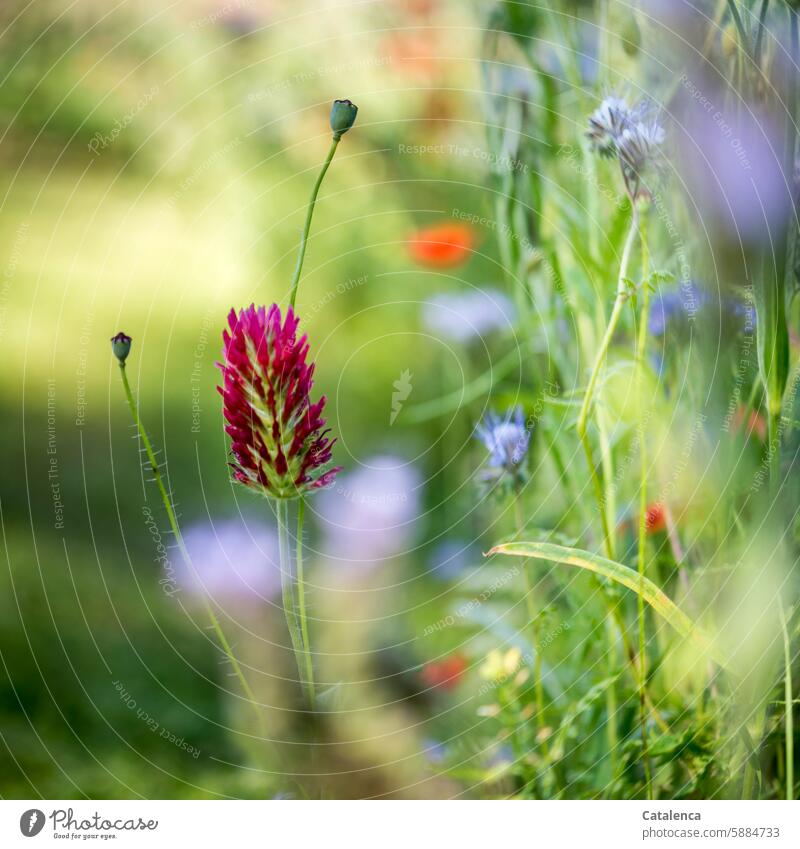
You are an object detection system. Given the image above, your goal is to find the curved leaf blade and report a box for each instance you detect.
[487,541,729,670]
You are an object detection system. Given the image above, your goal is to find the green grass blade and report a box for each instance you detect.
[404,344,524,423]
[779,604,794,801]
[487,541,729,670]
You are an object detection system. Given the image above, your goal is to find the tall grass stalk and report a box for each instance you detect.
[513,495,545,747]
[779,605,794,801]
[575,204,640,782]
[635,215,653,799]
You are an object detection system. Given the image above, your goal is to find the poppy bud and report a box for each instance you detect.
[330,99,358,139]
[111,332,132,363]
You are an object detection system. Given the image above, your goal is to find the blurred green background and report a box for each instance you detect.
[0,0,508,798]
[4,0,798,802]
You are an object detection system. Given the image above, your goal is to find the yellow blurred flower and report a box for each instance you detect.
[479,647,522,682]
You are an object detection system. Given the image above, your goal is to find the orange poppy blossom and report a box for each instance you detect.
[407,222,476,268]
[644,502,667,535]
[731,405,767,442]
[420,653,468,691]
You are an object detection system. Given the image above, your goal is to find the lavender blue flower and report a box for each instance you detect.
[618,119,666,176]
[179,518,282,603]
[475,407,530,487]
[648,281,755,337]
[317,455,422,563]
[679,79,792,244]
[429,539,477,582]
[587,96,638,157]
[648,281,708,336]
[587,95,664,196]
[422,288,515,343]
[422,738,448,765]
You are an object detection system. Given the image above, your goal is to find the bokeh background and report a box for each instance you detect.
[2,0,799,801]
[0,0,510,798]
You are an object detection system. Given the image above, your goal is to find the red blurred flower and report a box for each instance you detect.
[421,653,467,691]
[407,222,475,268]
[732,405,767,442]
[217,304,340,498]
[645,502,667,534]
[381,32,441,79]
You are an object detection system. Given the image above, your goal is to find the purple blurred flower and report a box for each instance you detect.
[422,288,515,343]
[587,95,640,157]
[618,119,666,175]
[475,407,530,488]
[429,539,477,582]
[422,737,448,765]
[317,455,422,562]
[178,518,281,602]
[588,94,664,197]
[648,281,708,336]
[679,85,792,243]
[649,281,755,337]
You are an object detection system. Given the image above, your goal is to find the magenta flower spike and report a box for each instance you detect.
[218,303,340,499]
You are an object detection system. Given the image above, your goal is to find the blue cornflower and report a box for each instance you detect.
[648,281,708,337]
[475,407,530,487]
[587,96,635,155]
[587,95,664,198]
[648,281,754,337]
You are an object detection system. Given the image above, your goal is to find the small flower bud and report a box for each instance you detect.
[330,99,358,139]
[111,331,132,363]
[722,22,738,58]
[620,14,641,56]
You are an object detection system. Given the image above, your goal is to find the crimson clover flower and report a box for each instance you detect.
[217,303,340,498]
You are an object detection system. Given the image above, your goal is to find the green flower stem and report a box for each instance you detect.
[576,204,639,560]
[725,0,748,50]
[295,498,315,709]
[767,399,782,494]
[276,498,315,709]
[513,495,545,749]
[574,205,646,783]
[117,363,262,728]
[779,604,794,801]
[287,135,341,310]
[635,214,653,800]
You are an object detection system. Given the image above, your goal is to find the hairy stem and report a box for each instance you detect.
[117,363,262,728]
[577,206,640,559]
[276,498,314,709]
[295,498,315,709]
[575,205,639,785]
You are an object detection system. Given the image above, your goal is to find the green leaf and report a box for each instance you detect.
[485,541,730,670]
[755,253,789,417]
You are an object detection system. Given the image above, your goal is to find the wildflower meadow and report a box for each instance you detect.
[2,0,800,827]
